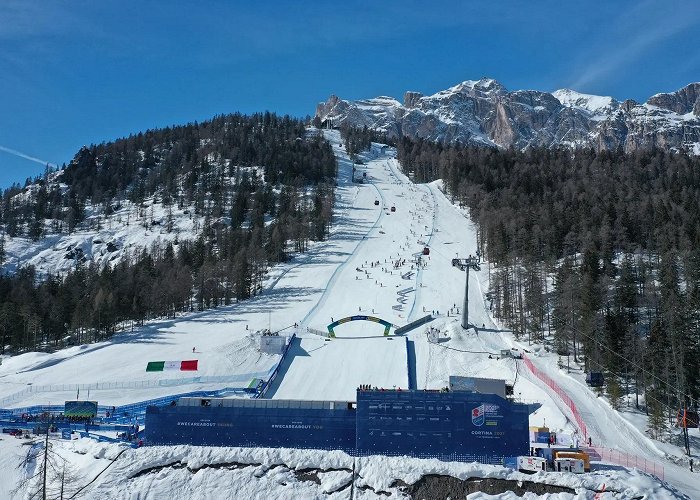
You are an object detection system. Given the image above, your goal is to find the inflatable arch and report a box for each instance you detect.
[327,315,393,337]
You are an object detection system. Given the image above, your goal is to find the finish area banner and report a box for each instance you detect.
[146,360,198,372]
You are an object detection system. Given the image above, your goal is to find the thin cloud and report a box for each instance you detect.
[570,3,700,90]
[0,145,55,167]
[571,19,695,89]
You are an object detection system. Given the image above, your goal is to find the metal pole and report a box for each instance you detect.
[462,268,469,329]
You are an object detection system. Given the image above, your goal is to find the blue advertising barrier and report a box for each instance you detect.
[405,338,417,390]
[356,390,529,464]
[146,390,529,464]
[147,399,356,453]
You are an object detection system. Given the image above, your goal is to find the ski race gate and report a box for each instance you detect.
[327,315,393,337]
[146,389,530,463]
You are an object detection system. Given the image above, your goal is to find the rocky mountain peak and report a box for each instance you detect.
[647,82,700,116]
[404,91,424,109]
[446,78,507,96]
[315,79,700,154]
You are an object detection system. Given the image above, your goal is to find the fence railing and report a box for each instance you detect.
[306,327,329,337]
[586,446,664,481]
[1,386,253,425]
[521,354,588,440]
[521,354,665,481]
[0,372,269,408]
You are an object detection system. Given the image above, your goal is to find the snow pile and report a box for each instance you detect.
[5,438,684,499]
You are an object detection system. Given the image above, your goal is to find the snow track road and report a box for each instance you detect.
[524,353,699,498]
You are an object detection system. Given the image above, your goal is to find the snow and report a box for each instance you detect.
[356,97,402,110]
[552,89,618,116]
[1,130,698,498]
[2,194,206,277]
[517,342,700,498]
[5,439,685,499]
[437,79,507,97]
[0,436,27,499]
[268,335,409,400]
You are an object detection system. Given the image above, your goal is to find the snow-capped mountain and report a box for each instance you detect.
[316,79,700,154]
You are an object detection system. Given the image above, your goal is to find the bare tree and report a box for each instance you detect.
[13,425,84,500]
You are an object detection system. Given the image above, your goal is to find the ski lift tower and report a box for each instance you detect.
[451,254,481,330]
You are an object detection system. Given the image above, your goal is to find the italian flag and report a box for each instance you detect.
[146,360,198,372]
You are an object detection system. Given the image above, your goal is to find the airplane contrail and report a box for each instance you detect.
[0,145,56,167]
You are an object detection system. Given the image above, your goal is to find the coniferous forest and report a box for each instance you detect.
[398,137,700,420]
[0,113,336,354]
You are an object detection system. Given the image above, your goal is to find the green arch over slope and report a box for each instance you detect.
[327,315,393,337]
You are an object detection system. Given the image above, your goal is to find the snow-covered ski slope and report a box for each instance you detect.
[1,130,697,497]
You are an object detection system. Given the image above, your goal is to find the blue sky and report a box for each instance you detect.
[1,0,699,189]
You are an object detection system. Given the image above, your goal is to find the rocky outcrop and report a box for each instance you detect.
[315,79,700,154]
[403,91,423,109]
[647,83,700,115]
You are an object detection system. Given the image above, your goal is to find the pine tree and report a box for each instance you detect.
[647,391,667,440]
[606,376,624,410]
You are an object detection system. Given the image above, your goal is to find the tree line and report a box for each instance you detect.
[0,114,337,354]
[398,138,700,424]
[1,112,335,238]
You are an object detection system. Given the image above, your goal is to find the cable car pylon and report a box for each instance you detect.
[451,253,481,330]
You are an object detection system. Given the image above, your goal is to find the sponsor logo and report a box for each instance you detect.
[472,405,485,426]
[471,404,501,427]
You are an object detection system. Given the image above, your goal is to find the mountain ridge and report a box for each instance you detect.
[315,79,700,154]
